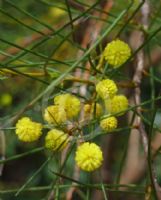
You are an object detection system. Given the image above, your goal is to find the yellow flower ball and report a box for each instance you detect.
[0,93,12,106]
[84,103,102,118]
[105,95,128,116]
[15,117,43,142]
[104,39,131,67]
[75,142,103,172]
[100,116,118,132]
[49,7,66,18]
[96,79,118,99]
[45,129,68,151]
[44,105,67,124]
[54,93,81,119]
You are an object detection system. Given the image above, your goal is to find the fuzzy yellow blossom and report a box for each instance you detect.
[96,79,118,99]
[105,95,128,116]
[45,129,68,151]
[104,39,131,67]
[84,103,102,118]
[15,117,42,142]
[100,116,118,132]
[49,7,66,18]
[44,105,67,124]
[75,142,103,172]
[0,93,12,106]
[54,93,81,119]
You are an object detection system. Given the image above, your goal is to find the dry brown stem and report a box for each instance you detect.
[0,126,5,176]
[121,2,149,185]
[66,1,114,199]
[120,1,161,198]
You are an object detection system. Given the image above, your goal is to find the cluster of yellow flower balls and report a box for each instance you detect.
[96,79,129,132]
[15,39,131,172]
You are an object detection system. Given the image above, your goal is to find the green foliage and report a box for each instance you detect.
[0,0,161,200]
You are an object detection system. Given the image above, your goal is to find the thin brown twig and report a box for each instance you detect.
[0,126,5,176]
[121,2,149,183]
[0,12,87,62]
[0,27,52,61]
[68,0,85,12]
[120,0,149,184]
[120,1,161,198]
[66,1,114,199]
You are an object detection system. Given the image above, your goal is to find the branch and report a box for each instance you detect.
[120,1,161,198]
[67,1,114,199]
[0,126,5,176]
